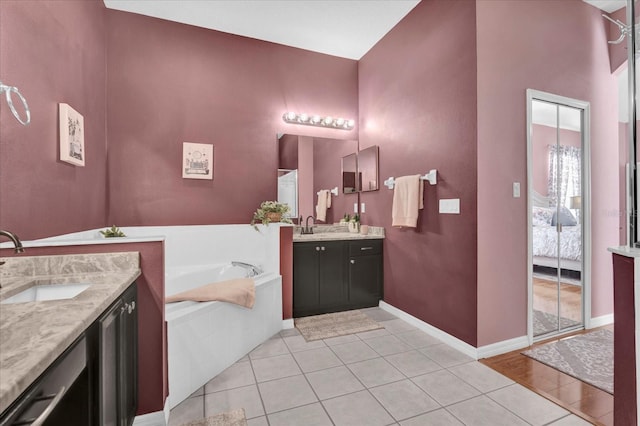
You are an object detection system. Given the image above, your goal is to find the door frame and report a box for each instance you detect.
[526,89,592,345]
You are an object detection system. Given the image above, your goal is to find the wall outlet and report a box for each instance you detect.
[513,182,521,198]
[354,203,358,213]
[439,198,460,214]
[361,203,365,213]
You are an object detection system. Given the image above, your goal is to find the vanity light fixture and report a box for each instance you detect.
[282,111,355,130]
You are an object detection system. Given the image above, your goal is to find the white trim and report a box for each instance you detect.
[380,301,530,359]
[526,89,591,344]
[588,313,614,329]
[477,335,530,359]
[379,301,479,359]
[133,403,170,426]
[282,318,295,329]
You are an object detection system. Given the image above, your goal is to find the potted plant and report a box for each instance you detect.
[251,201,293,230]
[349,213,360,233]
[340,213,351,224]
[100,225,126,238]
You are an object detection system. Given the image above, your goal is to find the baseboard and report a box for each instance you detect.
[282,318,295,329]
[379,301,479,360]
[133,402,170,426]
[477,335,529,359]
[588,313,614,328]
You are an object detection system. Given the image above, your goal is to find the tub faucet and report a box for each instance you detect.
[302,216,315,235]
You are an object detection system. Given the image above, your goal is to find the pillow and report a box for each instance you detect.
[551,206,577,227]
[532,207,554,226]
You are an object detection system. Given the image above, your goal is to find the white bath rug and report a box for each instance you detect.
[295,310,383,341]
[180,408,247,426]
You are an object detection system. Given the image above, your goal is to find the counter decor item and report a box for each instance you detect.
[340,213,351,224]
[251,201,292,230]
[360,225,369,235]
[349,214,360,233]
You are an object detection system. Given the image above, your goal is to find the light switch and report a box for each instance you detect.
[439,199,460,214]
[361,203,366,213]
[513,182,521,198]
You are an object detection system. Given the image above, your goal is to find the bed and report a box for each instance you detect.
[532,191,582,274]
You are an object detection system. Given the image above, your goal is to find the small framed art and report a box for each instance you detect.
[59,103,85,166]
[183,142,214,180]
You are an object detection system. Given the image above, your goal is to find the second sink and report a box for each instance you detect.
[1,283,91,304]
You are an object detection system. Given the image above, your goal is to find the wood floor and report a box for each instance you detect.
[481,325,614,426]
[533,277,583,324]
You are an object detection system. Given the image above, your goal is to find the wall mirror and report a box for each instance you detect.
[358,145,379,192]
[278,134,358,223]
[342,153,358,193]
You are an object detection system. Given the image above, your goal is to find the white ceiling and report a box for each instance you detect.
[102,0,420,60]
[582,0,626,13]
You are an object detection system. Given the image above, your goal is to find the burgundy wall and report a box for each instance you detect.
[611,254,637,426]
[313,138,358,224]
[358,0,479,346]
[477,0,618,345]
[105,10,358,227]
[0,241,168,415]
[0,0,108,240]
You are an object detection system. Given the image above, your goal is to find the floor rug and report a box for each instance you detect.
[533,309,580,336]
[180,409,247,426]
[522,329,613,394]
[295,310,382,341]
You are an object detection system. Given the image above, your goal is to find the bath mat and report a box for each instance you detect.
[522,329,613,394]
[180,409,247,426]
[533,309,581,336]
[295,310,383,341]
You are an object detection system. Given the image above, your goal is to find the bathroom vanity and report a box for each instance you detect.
[0,252,140,425]
[293,226,383,317]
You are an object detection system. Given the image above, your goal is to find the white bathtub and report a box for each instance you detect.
[165,263,282,409]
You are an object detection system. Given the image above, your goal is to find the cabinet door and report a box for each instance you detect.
[120,285,138,426]
[349,254,383,307]
[293,243,321,316]
[317,241,346,309]
[99,299,123,426]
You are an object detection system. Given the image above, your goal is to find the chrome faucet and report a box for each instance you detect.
[302,216,315,234]
[0,229,25,273]
[0,230,24,254]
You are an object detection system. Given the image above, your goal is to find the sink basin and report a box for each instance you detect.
[1,283,91,304]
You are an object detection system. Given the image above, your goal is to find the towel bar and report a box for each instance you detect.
[383,170,437,189]
[317,187,339,196]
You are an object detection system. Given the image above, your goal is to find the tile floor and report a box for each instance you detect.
[168,308,593,426]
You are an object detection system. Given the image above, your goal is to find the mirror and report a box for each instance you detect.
[342,153,358,193]
[358,145,379,192]
[278,134,358,223]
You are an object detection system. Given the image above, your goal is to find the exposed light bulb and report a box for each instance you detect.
[346,119,355,128]
[324,116,333,126]
[286,111,297,121]
[299,113,309,122]
[311,115,321,124]
[335,118,345,126]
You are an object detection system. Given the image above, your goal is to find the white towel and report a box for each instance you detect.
[391,175,424,228]
[315,189,332,222]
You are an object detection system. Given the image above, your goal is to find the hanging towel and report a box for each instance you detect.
[392,175,424,228]
[315,189,332,222]
[165,278,255,308]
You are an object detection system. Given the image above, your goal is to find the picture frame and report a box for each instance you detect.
[182,142,214,180]
[59,103,85,166]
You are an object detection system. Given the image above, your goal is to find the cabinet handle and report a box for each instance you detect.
[350,259,355,264]
[360,247,373,251]
[316,246,320,251]
[321,246,325,251]
[121,305,126,315]
[24,386,66,426]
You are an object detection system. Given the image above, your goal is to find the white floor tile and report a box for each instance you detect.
[411,370,480,406]
[487,384,569,426]
[306,365,365,400]
[257,375,318,414]
[447,395,530,426]
[323,390,395,426]
[399,409,464,426]
[369,379,440,421]
[447,362,514,393]
[204,385,264,419]
[268,402,333,426]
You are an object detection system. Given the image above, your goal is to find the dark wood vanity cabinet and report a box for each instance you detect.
[293,241,346,317]
[293,239,383,317]
[348,240,383,308]
[95,283,137,426]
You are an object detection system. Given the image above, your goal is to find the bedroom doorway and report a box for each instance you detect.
[527,89,591,341]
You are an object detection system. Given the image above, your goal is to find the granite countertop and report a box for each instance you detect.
[293,224,384,242]
[0,252,141,412]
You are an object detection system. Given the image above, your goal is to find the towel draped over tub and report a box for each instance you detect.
[165,278,256,308]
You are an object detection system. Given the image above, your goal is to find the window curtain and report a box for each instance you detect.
[547,145,581,208]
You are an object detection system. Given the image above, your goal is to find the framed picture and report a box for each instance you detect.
[59,103,85,166]
[182,142,214,180]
